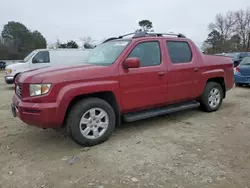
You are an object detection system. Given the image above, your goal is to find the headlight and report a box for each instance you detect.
[29,84,51,96]
[5,69,12,75]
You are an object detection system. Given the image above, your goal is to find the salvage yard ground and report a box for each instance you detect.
[0,71,250,188]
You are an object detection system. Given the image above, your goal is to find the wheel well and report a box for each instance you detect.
[63,91,121,127]
[13,73,20,83]
[207,77,226,98]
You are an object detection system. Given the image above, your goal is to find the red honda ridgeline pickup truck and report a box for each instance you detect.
[11,31,234,146]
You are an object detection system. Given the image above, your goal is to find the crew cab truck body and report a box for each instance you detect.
[12,32,234,146]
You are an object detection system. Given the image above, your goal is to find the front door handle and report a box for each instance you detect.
[158,71,165,76]
[194,68,199,72]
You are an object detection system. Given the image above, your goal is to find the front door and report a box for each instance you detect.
[31,51,50,69]
[119,40,166,112]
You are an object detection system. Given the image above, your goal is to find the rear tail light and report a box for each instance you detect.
[235,66,240,73]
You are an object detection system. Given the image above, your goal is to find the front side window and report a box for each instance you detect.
[86,40,130,65]
[23,51,37,63]
[128,41,161,67]
[32,51,50,63]
[166,41,192,64]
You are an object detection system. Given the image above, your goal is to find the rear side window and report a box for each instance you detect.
[128,41,161,67]
[166,41,192,64]
[32,51,50,63]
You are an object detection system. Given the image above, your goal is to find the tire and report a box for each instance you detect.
[66,98,116,146]
[235,83,243,87]
[200,82,223,112]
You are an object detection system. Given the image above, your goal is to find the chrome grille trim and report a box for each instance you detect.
[16,83,22,98]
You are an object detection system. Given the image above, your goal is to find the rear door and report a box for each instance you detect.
[239,57,250,77]
[119,40,166,112]
[164,40,200,103]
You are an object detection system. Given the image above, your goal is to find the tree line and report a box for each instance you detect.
[203,8,250,54]
[0,20,153,60]
[2,13,249,60]
[0,21,47,60]
[0,21,82,60]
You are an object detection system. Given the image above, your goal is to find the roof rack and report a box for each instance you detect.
[102,30,186,43]
[102,32,136,43]
[146,32,186,38]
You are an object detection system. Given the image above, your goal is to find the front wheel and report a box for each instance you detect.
[67,98,116,146]
[200,82,223,112]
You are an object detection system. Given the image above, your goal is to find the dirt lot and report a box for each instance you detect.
[0,71,250,188]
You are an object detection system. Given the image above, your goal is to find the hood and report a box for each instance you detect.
[5,62,31,76]
[17,64,112,84]
[6,62,28,69]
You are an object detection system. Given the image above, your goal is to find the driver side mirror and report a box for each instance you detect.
[123,57,140,69]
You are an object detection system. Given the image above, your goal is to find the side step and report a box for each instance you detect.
[123,101,200,122]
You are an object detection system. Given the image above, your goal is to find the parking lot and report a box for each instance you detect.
[0,71,250,188]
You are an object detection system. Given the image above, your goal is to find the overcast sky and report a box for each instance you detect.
[1,0,250,47]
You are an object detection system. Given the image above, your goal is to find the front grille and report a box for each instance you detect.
[16,83,22,99]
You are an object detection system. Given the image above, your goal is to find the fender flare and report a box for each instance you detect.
[201,68,226,91]
[55,80,121,123]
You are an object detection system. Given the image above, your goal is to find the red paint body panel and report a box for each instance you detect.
[13,36,234,128]
[12,93,61,128]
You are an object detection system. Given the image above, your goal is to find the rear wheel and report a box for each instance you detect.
[235,83,243,87]
[200,82,223,112]
[67,98,116,146]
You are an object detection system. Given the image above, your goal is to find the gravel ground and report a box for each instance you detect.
[0,71,250,188]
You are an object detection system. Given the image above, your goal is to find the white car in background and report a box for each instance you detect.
[4,48,91,84]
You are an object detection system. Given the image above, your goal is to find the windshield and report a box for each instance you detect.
[22,51,37,62]
[85,40,130,65]
[239,57,250,66]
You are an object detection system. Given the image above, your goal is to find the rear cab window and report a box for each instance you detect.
[32,51,50,63]
[166,41,192,64]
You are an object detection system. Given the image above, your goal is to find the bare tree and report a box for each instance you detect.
[79,36,95,47]
[204,8,250,53]
[234,8,250,50]
[209,11,237,42]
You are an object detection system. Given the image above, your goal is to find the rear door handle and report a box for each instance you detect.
[194,68,199,72]
[158,71,165,76]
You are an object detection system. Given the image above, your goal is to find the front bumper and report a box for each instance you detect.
[234,74,250,84]
[12,94,62,128]
[5,76,14,84]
